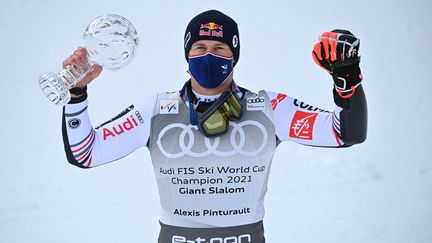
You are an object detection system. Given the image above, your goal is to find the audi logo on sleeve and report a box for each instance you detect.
[102,115,140,140]
[135,111,145,124]
[156,121,268,158]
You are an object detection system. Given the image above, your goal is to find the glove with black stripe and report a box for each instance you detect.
[312,29,363,102]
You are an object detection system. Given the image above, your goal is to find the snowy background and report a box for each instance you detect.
[1,0,431,242]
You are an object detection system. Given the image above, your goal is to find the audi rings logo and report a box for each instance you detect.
[156,121,268,158]
[135,111,144,124]
[247,97,265,104]
[68,118,81,129]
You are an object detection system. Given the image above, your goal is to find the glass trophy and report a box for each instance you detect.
[39,14,139,106]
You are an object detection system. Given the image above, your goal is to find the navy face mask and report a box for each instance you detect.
[188,52,233,89]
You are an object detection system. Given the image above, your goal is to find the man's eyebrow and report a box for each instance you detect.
[214,43,227,47]
[192,43,205,47]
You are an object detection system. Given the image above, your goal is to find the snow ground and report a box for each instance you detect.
[0,0,431,242]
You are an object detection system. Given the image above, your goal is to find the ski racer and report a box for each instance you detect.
[61,10,367,243]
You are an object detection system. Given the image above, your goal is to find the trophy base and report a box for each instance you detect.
[39,72,71,106]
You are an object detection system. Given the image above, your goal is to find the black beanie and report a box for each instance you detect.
[184,10,240,65]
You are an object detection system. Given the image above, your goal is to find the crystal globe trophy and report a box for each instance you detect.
[39,14,139,106]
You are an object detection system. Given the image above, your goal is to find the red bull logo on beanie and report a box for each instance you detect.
[200,22,223,30]
[200,22,223,37]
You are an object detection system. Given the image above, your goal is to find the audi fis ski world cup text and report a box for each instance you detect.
[161,164,266,196]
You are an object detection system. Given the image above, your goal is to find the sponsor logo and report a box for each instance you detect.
[246,97,266,111]
[199,22,223,38]
[232,35,239,48]
[68,118,81,129]
[289,111,318,140]
[293,99,329,113]
[221,64,228,74]
[172,234,251,243]
[201,22,223,30]
[271,93,287,110]
[135,111,144,124]
[348,39,360,58]
[102,115,139,140]
[160,100,179,114]
[96,105,134,129]
[184,31,191,48]
[247,97,265,104]
[157,121,268,158]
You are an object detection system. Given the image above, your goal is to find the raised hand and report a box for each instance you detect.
[312,30,363,99]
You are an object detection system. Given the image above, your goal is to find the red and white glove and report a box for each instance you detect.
[313,29,363,99]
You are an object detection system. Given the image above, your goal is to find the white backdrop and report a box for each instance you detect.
[1,0,431,242]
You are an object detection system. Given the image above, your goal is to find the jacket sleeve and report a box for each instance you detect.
[267,85,367,147]
[335,85,368,145]
[61,94,156,168]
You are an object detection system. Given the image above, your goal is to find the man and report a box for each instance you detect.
[62,9,367,243]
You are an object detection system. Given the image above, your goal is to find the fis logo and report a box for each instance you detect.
[160,100,179,114]
[289,110,318,140]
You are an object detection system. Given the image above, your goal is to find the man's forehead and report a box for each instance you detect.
[192,40,229,46]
